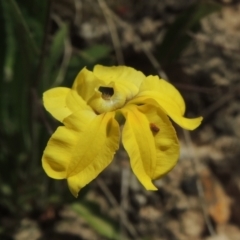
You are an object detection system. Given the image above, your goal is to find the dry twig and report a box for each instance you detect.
[97,178,140,239]
[187,30,240,54]
[183,130,216,236]
[98,0,125,65]
[51,14,72,87]
[73,0,82,26]
[203,87,239,120]
[120,162,131,239]
[98,2,168,79]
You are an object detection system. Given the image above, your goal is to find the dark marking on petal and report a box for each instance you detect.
[150,123,160,134]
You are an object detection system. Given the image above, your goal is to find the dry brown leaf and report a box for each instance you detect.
[200,168,232,225]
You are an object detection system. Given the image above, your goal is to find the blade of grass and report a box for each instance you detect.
[72,201,121,240]
[8,0,39,56]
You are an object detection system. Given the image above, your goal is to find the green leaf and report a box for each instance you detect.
[71,201,120,240]
[80,44,111,62]
[43,23,69,89]
[0,1,6,68]
[157,2,221,66]
[0,1,9,129]
[7,0,39,56]
[16,0,48,23]
[49,24,68,72]
[63,44,112,87]
[1,0,41,148]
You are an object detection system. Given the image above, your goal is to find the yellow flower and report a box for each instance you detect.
[42,65,202,197]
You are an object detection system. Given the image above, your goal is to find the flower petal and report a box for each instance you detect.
[93,65,146,100]
[129,76,203,130]
[138,105,180,179]
[42,106,97,181]
[94,65,146,87]
[120,105,157,190]
[43,87,72,122]
[42,126,78,179]
[132,96,202,130]
[66,89,95,114]
[138,76,186,114]
[72,67,103,102]
[65,112,120,197]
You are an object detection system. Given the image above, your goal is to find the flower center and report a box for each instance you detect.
[88,85,126,113]
[98,86,114,100]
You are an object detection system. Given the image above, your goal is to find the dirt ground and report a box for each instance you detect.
[12,0,240,239]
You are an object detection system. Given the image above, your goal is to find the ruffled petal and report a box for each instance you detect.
[138,105,180,179]
[129,76,203,130]
[66,89,95,115]
[138,76,186,114]
[133,96,202,130]
[65,112,120,197]
[72,67,103,102]
[120,105,157,190]
[93,65,146,100]
[42,126,78,179]
[43,87,72,122]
